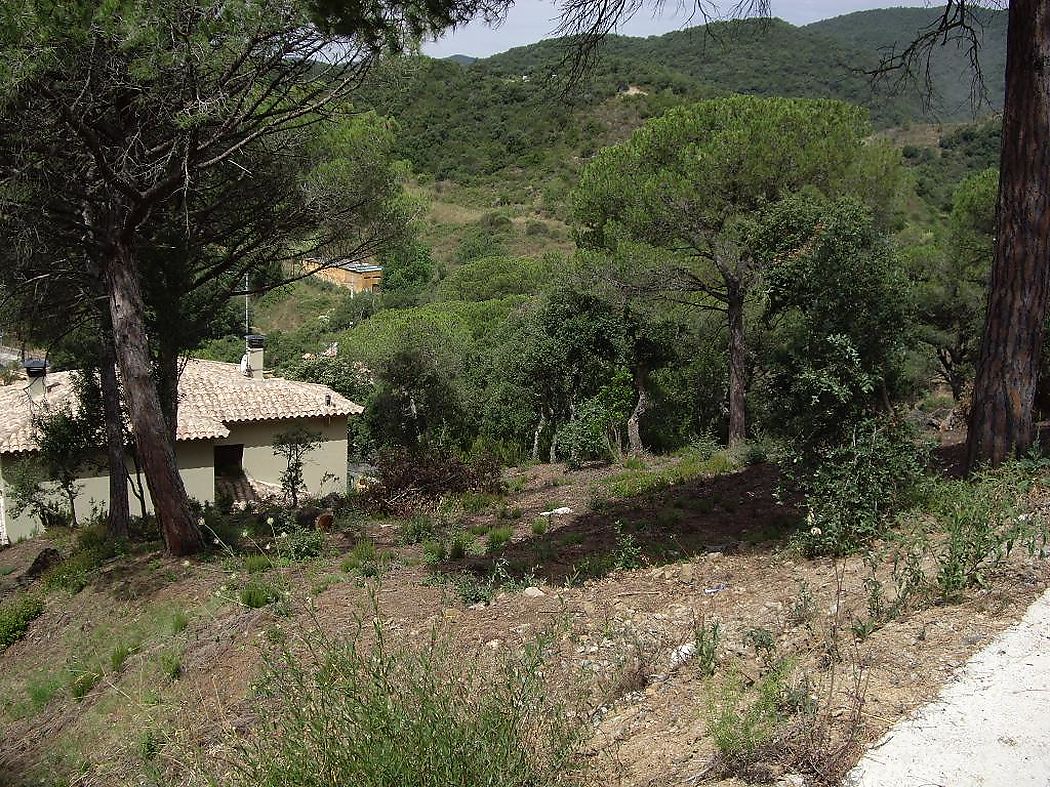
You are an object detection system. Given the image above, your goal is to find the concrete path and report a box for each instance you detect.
[848,588,1050,787]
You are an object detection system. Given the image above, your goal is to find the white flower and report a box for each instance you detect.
[265,543,272,551]
[279,531,288,538]
[212,538,219,545]
[810,527,822,536]
[198,518,206,527]
[181,560,190,567]
[241,530,249,538]
[230,573,238,580]
[266,517,275,526]
[1017,513,1031,523]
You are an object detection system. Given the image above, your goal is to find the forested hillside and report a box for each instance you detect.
[355,8,1005,212]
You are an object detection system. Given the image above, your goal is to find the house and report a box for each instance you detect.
[0,341,362,544]
[303,258,383,293]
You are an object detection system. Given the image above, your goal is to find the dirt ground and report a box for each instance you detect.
[1,456,1047,787]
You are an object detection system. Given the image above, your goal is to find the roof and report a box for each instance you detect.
[333,259,383,274]
[0,358,363,455]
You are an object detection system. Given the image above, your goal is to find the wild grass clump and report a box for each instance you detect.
[598,447,739,500]
[207,622,589,787]
[486,525,514,553]
[0,593,45,651]
[240,581,281,609]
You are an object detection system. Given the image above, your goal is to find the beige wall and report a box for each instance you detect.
[0,416,348,544]
[216,416,348,497]
[0,441,215,545]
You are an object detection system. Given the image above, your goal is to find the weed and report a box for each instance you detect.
[787,581,817,627]
[497,505,523,520]
[486,525,513,553]
[531,517,548,536]
[195,618,588,787]
[24,673,64,713]
[468,522,492,537]
[170,610,190,634]
[157,650,182,683]
[693,618,721,677]
[743,627,777,665]
[621,456,646,470]
[613,521,643,571]
[110,643,135,672]
[0,593,44,651]
[422,540,448,564]
[240,581,280,609]
[243,554,271,573]
[447,533,469,561]
[341,540,391,578]
[69,668,102,700]
[278,528,325,561]
[400,514,436,545]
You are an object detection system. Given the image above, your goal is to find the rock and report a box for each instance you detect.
[468,602,487,610]
[680,564,695,583]
[442,608,463,621]
[669,642,697,670]
[523,586,545,598]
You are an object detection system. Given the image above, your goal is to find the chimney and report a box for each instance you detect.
[245,334,266,377]
[23,358,48,403]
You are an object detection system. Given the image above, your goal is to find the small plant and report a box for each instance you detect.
[170,610,190,634]
[486,525,513,553]
[787,581,817,627]
[158,650,182,683]
[447,533,469,561]
[0,593,45,651]
[613,521,643,571]
[69,668,102,700]
[531,517,548,536]
[24,674,63,713]
[110,643,135,672]
[240,581,280,609]
[743,627,777,665]
[341,540,391,577]
[243,554,271,573]
[399,514,436,545]
[422,540,448,564]
[271,426,322,508]
[694,617,721,677]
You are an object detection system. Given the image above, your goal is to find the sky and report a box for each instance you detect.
[423,0,931,58]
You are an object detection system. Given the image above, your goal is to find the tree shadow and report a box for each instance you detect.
[455,462,802,587]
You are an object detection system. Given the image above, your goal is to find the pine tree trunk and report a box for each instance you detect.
[104,242,203,555]
[966,0,1050,469]
[627,367,651,456]
[727,285,747,447]
[100,338,131,541]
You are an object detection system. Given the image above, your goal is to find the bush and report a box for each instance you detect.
[205,624,587,787]
[0,594,45,651]
[791,418,928,556]
[279,528,325,561]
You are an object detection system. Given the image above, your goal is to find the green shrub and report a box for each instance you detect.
[241,581,281,609]
[531,518,548,536]
[170,610,190,634]
[612,521,643,571]
[0,593,45,651]
[110,643,135,671]
[792,418,927,556]
[486,525,513,553]
[279,528,325,561]
[206,624,588,787]
[341,540,392,577]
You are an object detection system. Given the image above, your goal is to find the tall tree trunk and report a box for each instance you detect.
[966,1,1050,469]
[104,242,203,555]
[726,284,747,447]
[156,343,180,438]
[532,407,547,463]
[100,337,131,540]
[627,366,651,456]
